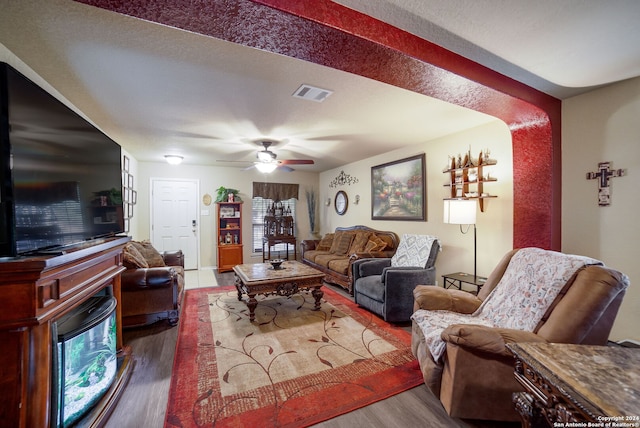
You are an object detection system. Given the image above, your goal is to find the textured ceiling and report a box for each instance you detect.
[1,0,638,171]
[335,0,640,98]
[0,0,498,171]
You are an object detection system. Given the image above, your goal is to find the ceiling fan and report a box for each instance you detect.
[252,140,314,173]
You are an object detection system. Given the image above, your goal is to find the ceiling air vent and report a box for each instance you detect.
[292,84,333,103]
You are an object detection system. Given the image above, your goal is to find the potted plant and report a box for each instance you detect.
[215,186,241,202]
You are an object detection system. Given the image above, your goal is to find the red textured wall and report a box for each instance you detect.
[76,0,562,250]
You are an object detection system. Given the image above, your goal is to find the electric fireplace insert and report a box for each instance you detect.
[52,294,118,427]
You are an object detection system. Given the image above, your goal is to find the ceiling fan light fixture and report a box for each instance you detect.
[257,151,274,162]
[255,162,278,173]
[164,155,183,165]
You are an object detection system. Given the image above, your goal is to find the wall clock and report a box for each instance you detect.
[335,190,348,215]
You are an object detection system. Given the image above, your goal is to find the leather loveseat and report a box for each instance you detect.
[120,240,185,328]
[301,225,399,294]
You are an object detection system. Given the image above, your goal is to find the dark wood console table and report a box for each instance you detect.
[0,236,132,428]
[508,342,640,428]
[262,214,296,262]
[262,236,297,262]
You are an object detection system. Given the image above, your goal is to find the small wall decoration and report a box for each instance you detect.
[586,161,626,206]
[329,170,359,188]
[121,155,136,232]
[371,153,425,221]
[334,190,348,215]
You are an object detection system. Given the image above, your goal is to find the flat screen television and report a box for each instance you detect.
[0,63,124,257]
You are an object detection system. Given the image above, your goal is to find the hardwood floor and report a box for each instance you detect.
[103,270,519,428]
[104,323,178,428]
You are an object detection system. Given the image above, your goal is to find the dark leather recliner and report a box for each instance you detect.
[120,242,185,328]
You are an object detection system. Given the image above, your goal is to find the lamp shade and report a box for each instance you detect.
[443,199,477,224]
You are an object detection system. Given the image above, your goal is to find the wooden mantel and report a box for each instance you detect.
[0,236,132,428]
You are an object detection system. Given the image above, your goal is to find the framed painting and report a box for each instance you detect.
[371,153,426,221]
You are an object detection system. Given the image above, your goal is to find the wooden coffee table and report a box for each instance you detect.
[233,260,325,322]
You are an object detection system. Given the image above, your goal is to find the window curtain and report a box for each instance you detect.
[252,182,299,201]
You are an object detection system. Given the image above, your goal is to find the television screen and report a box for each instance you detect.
[0,63,124,256]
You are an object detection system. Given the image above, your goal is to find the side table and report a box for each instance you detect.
[442,272,487,294]
[262,236,297,262]
[508,342,640,428]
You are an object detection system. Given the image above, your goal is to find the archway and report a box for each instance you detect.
[79,0,561,249]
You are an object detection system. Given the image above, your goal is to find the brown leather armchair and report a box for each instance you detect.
[120,241,185,328]
[411,248,629,421]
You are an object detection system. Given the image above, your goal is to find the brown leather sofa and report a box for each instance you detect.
[411,248,629,421]
[301,225,399,294]
[120,241,185,328]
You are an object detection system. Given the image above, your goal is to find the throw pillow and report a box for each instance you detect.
[328,231,345,253]
[132,240,166,267]
[123,243,149,269]
[371,235,387,251]
[390,234,438,267]
[364,235,387,252]
[316,233,334,251]
[349,231,371,253]
[331,233,355,255]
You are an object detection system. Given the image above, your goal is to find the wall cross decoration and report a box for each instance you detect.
[329,170,359,188]
[586,161,626,206]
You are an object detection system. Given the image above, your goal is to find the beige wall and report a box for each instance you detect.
[562,76,640,342]
[319,120,513,288]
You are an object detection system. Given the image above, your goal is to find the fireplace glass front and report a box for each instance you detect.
[53,294,117,427]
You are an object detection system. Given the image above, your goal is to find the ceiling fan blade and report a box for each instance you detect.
[278,165,295,172]
[279,159,314,165]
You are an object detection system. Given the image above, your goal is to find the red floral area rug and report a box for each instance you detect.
[164,285,422,428]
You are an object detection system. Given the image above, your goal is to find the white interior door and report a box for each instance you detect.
[151,178,199,270]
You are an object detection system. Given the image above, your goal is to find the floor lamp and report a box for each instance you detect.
[443,199,478,280]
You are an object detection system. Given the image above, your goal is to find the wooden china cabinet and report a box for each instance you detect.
[217,201,243,272]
